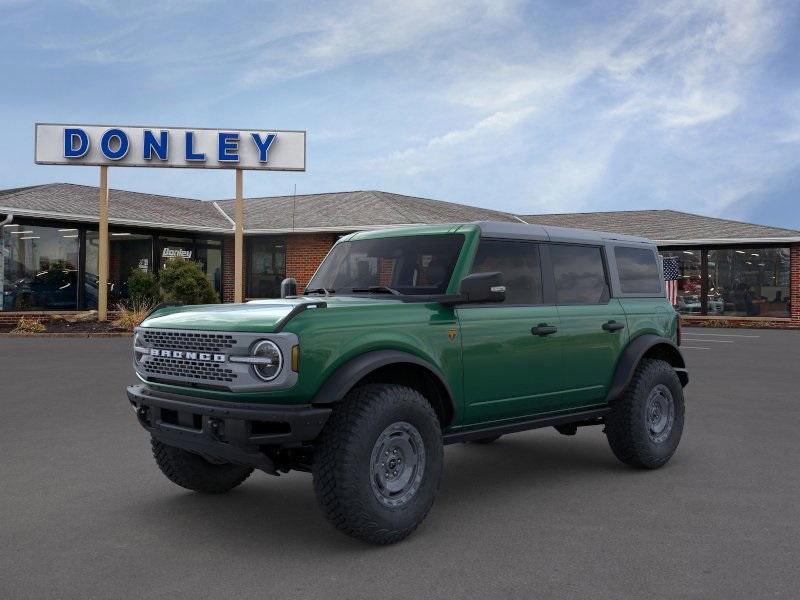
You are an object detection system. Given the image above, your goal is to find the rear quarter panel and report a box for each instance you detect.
[618,297,678,342]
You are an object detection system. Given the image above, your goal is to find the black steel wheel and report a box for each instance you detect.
[312,384,443,544]
[605,358,685,469]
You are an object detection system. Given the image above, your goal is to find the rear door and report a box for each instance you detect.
[458,239,563,426]
[546,243,628,409]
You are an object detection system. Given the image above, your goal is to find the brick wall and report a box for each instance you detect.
[791,243,800,324]
[222,237,236,303]
[286,233,338,293]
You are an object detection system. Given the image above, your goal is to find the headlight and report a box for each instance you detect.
[251,340,283,381]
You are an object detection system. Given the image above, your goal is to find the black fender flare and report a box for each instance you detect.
[311,349,456,420]
[605,335,688,403]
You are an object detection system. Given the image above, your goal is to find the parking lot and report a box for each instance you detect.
[1,328,799,600]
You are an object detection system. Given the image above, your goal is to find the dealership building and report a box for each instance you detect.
[1,182,798,328]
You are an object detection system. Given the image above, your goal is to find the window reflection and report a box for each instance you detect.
[659,250,702,314]
[2,224,80,310]
[707,248,790,318]
[85,230,153,308]
[247,237,286,298]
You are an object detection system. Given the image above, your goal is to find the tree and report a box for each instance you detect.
[127,269,161,305]
[159,259,219,305]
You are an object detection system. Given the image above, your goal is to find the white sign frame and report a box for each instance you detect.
[34,123,306,171]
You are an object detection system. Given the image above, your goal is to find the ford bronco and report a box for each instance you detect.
[127,221,688,544]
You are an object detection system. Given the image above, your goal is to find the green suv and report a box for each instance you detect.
[128,221,688,544]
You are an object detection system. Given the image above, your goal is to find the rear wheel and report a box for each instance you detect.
[151,438,253,494]
[605,358,684,469]
[312,384,443,544]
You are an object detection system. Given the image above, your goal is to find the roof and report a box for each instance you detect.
[0,183,231,232]
[519,210,800,244]
[1,183,797,244]
[214,190,521,231]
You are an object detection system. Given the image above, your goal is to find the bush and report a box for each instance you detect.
[159,259,219,305]
[128,269,162,305]
[113,300,156,331]
[11,316,46,334]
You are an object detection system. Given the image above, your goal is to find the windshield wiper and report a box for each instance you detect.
[304,287,334,296]
[350,285,402,295]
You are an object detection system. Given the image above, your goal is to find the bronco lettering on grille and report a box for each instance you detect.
[150,348,226,362]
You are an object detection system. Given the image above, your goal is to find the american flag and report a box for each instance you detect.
[663,256,679,305]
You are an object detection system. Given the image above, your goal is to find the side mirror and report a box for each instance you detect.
[280,277,298,298]
[458,272,506,303]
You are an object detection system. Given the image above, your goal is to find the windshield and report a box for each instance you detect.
[307,234,465,296]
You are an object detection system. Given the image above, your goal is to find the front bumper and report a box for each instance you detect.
[127,385,331,472]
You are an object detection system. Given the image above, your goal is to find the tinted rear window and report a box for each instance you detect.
[614,246,661,294]
[550,245,609,304]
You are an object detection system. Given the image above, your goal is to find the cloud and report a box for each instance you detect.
[379,106,536,175]
[238,0,521,88]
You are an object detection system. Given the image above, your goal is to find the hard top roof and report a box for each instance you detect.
[475,221,652,245]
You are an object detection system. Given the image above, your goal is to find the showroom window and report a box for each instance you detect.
[707,247,790,318]
[157,236,224,298]
[85,230,154,308]
[658,250,703,314]
[196,240,223,297]
[247,237,286,298]
[1,223,80,310]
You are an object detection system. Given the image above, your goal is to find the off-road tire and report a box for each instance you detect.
[312,384,443,544]
[605,358,684,469]
[471,434,502,444]
[151,438,253,494]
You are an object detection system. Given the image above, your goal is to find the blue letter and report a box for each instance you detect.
[185,131,205,161]
[100,128,129,160]
[143,130,168,160]
[64,128,89,158]
[251,133,276,162]
[218,132,239,162]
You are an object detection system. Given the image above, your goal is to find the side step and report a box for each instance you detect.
[442,407,610,445]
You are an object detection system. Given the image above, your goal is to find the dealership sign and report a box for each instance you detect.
[34,123,306,171]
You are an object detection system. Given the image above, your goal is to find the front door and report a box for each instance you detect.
[458,239,564,426]
[547,243,629,408]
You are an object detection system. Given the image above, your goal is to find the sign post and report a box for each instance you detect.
[235,169,244,303]
[34,123,306,319]
[98,166,109,320]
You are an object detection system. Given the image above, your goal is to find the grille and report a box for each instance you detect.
[141,330,238,353]
[142,356,238,383]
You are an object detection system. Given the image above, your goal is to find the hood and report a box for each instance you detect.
[140,295,402,333]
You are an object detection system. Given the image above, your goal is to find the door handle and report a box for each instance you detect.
[531,323,558,336]
[602,320,625,332]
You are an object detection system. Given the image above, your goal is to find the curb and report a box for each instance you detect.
[0,332,133,338]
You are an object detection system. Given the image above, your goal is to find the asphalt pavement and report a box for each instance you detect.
[1,328,799,599]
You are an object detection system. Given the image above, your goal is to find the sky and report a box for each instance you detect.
[1,0,799,228]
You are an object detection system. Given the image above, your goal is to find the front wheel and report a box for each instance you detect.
[605,358,685,469]
[312,384,443,544]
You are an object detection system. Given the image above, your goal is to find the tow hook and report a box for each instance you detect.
[208,418,223,440]
[135,405,150,426]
